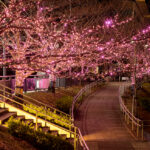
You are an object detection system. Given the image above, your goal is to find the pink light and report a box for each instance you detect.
[46,70,51,73]
[101,55,104,59]
[133,36,137,40]
[98,47,104,51]
[142,30,146,34]
[40,7,43,11]
[105,19,113,28]
[64,23,68,27]
[106,42,111,45]
[88,29,93,33]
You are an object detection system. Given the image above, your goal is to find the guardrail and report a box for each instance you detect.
[0,83,73,124]
[119,85,144,140]
[71,80,103,121]
[0,83,80,149]
[71,80,104,150]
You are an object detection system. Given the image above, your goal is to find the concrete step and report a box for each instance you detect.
[0,112,17,124]
[67,138,74,144]
[42,126,50,133]
[0,108,8,115]
[59,134,67,139]
[50,130,58,136]
[33,123,42,130]
[0,105,74,145]
[24,119,33,125]
[14,116,25,121]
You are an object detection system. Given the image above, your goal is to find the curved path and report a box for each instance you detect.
[75,82,150,150]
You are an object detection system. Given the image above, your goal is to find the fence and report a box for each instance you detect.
[0,75,86,92]
[71,80,104,150]
[119,84,144,140]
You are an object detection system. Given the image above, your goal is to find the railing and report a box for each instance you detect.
[78,128,89,150]
[0,83,80,149]
[0,75,87,92]
[0,75,49,80]
[0,80,104,150]
[71,80,104,150]
[71,80,103,121]
[0,83,72,123]
[119,85,144,140]
[0,84,76,133]
[0,75,66,91]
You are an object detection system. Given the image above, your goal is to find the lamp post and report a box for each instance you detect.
[131,40,137,119]
[2,40,6,77]
[0,0,7,78]
[0,38,6,77]
[131,0,137,124]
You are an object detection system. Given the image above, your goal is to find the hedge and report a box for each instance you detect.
[7,118,73,150]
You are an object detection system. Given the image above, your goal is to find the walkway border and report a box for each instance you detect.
[119,84,144,140]
[71,80,104,150]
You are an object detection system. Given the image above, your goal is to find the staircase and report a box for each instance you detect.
[0,84,77,147]
[0,107,73,141]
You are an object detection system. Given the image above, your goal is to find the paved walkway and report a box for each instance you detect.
[75,82,150,150]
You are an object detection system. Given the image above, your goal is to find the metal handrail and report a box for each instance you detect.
[119,85,143,139]
[78,128,89,150]
[0,93,76,132]
[0,83,72,123]
[0,75,49,79]
[71,81,102,121]
[119,85,142,125]
[71,80,104,150]
[0,83,82,149]
[0,89,75,131]
[120,99,142,126]
[0,88,71,125]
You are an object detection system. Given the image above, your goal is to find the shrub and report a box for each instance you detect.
[71,88,81,95]
[7,118,73,150]
[23,104,72,129]
[137,85,150,112]
[137,96,150,112]
[56,96,73,114]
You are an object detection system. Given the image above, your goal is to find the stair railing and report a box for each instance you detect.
[0,84,80,142]
[0,90,76,133]
[0,83,72,124]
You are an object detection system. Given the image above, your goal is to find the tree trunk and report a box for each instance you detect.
[15,71,25,104]
[48,80,56,94]
[52,81,56,94]
[15,71,25,95]
[15,70,33,95]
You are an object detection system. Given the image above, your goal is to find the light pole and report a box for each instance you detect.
[0,38,6,77]
[130,0,137,128]
[2,40,6,77]
[131,40,137,119]
[0,0,7,78]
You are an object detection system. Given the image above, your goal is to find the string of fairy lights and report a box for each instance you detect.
[0,0,150,86]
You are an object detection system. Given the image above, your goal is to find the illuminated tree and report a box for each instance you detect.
[0,0,76,93]
[0,0,150,95]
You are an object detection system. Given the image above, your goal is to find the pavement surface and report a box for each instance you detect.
[75,82,150,150]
